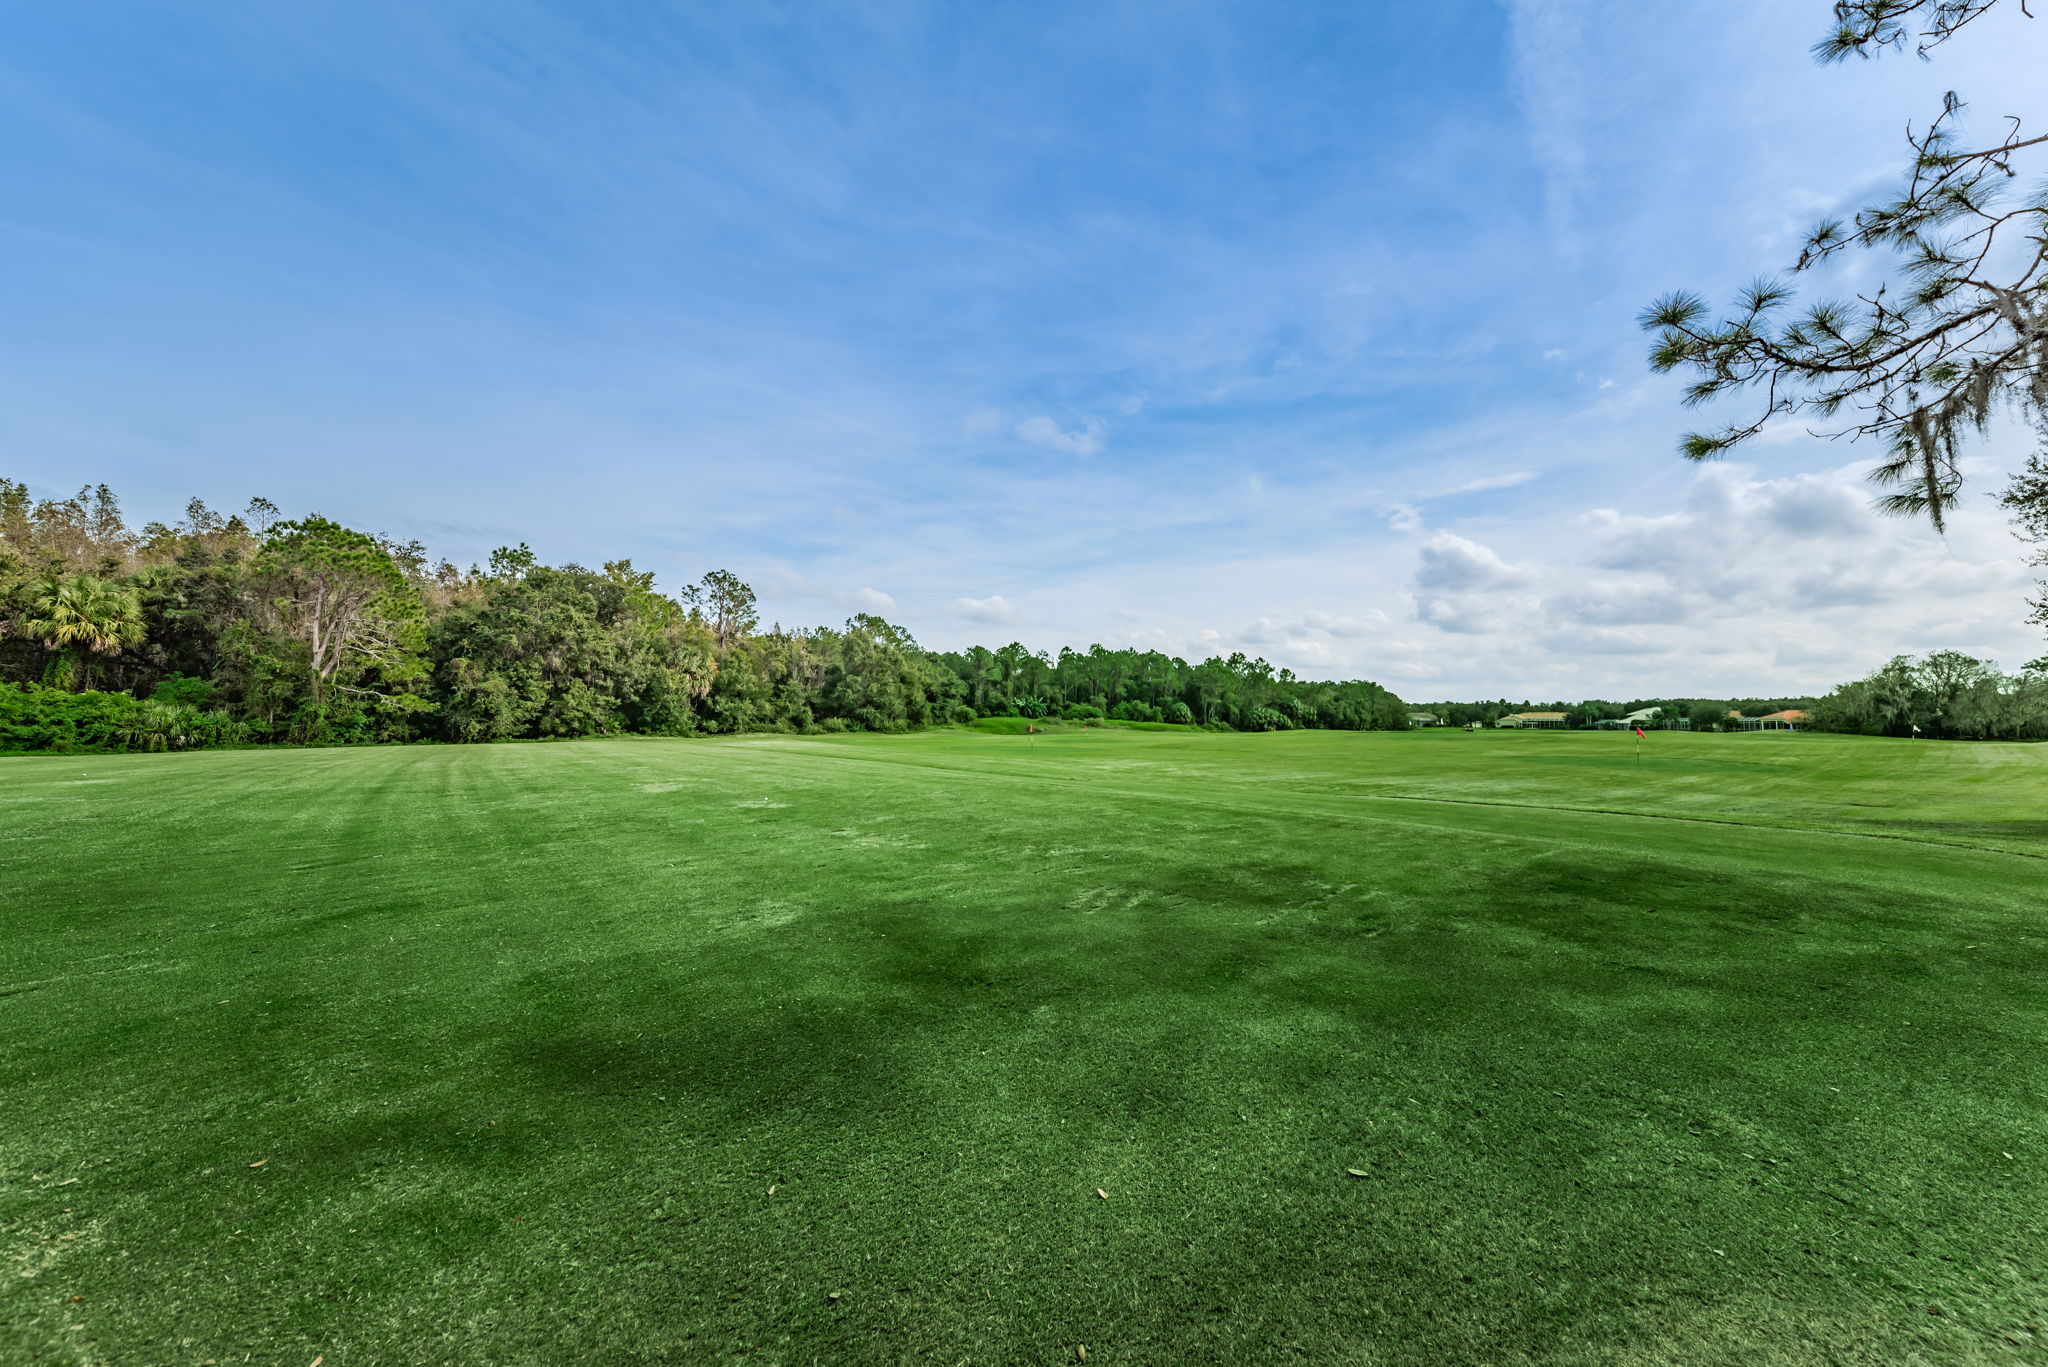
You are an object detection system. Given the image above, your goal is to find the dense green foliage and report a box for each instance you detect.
[929,640,1406,731]
[0,683,144,752]
[0,681,249,755]
[0,478,1406,750]
[6,728,2045,1363]
[1812,648,2048,738]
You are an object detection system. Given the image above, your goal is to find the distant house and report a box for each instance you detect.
[1738,709,1810,732]
[1408,712,1441,727]
[1595,706,1664,731]
[1496,711,1569,729]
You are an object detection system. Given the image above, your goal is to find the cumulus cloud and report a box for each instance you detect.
[951,594,1020,624]
[837,586,895,612]
[1541,587,1692,627]
[1015,415,1105,457]
[1412,533,1541,635]
[1415,532,1532,593]
[1238,616,1289,646]
[1762,479,1872,537]
[1393,461,2038,694]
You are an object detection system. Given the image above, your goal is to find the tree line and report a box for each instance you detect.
[1807,650,2048,740]
[0,478,1410,752]
[1418,648,2048,740]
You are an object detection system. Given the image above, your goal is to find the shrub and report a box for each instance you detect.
[1061,702,1104,721]
[0,682,142,752]
[115,700,246,752]
[150,674,218,708]
[0,682,250,753]
[1162,700,1195,726]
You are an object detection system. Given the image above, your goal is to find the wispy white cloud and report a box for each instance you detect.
[1015,415,1105,457]
[2,0,2040,707]
[1429,470,1537,497]
[1505,0,1590,243]
[1383,502,1423,533]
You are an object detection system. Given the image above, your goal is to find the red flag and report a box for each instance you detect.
[1634,727,1646,739]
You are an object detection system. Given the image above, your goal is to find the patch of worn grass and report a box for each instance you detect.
[3,729,2045,1364]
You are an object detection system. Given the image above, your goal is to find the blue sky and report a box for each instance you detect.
[4,1,2044,698]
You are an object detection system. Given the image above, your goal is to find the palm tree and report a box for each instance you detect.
[23,573,145,690]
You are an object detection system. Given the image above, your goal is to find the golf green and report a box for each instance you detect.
[5,728,2045,1364]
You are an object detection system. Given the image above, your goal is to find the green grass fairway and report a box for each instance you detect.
[6,729,2047,1364]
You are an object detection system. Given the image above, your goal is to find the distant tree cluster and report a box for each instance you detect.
[1810,649,2048,738]
[0,478,1409,752]
[929,642,1408,733]
[1420,652,2048,741]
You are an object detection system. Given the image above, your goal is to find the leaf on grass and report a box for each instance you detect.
[249,1160,267,1168]
[1346,1168,1369,1178]
[1095,1188,1109,1199]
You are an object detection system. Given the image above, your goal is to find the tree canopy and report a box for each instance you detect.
[0,476,1411,751]
[1641,0,2044,532]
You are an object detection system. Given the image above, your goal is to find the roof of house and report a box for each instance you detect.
[1759,709,1811,721]
[1506,711,1568,720]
